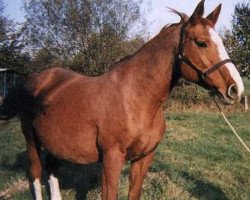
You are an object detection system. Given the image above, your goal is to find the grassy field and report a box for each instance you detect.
[0,109,249,200]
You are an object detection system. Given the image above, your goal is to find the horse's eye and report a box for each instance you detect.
[195,41,207,48]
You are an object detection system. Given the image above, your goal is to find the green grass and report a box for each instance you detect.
[0,110,249,199]
[150,111,250,200]
[243,77,250,95]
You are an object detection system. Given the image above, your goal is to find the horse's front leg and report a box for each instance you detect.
[101,148,125,200]
[128,151,154,200]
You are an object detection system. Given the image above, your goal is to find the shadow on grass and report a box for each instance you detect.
[2,151,102,200]
[180,171,228,200]
[150,162,228,200]
[57,161,102,200]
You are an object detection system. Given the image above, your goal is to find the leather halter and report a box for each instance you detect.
[178,22,233,82]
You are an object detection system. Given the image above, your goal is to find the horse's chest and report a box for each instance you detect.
[126,119,166,161]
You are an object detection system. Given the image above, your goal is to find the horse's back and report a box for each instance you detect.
[25,67,82,97]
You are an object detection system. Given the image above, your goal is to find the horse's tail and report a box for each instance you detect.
[0,82,26,120]
[0,78,41,121]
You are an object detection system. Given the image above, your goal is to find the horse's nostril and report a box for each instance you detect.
[228,84,238,99]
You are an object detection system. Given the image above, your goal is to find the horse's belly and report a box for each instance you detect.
[34,115,99,164]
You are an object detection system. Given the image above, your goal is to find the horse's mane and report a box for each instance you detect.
[160,8,188,31]
[167,8,189,22]
[116,54,134,64]
[113,8,189,67]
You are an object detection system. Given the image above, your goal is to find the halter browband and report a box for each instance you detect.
[178,22,233,81]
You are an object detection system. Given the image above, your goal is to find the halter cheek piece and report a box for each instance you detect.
[178,22,233,82]
[179,54,233,81]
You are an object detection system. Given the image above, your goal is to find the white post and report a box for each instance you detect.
[244,96,248,110]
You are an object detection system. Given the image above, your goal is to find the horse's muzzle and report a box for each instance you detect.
[210,87,239,105]
[227,84,238,99]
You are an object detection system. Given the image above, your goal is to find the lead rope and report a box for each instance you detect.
[212,96,250,153]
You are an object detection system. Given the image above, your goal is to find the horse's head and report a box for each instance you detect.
[179,0,244,104]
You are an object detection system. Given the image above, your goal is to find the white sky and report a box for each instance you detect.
[3,0,248,37]
[146,0,248,36]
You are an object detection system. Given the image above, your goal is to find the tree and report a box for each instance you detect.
[0,0,8,43]
[23,0,148,75]
[223,2,250,78]
[0,0,30,74]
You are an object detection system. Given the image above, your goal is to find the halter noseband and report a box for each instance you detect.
[178,22,233,81]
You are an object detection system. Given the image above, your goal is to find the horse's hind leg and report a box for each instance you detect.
[45,153,62,200]
[21,118,43,200]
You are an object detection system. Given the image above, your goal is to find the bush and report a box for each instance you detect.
[165,79,247,112]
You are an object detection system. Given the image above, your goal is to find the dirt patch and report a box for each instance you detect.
[0,179,29,199]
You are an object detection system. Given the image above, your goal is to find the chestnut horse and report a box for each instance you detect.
[0,1,244,199]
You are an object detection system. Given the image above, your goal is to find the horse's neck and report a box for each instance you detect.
[124,24,181,103]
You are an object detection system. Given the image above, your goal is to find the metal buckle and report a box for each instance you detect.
[201,73,207,80]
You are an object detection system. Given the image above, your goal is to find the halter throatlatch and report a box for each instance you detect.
[177,22,233,82]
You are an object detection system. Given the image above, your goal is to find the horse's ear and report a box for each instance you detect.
[206,4,222,27]
[189,0,205,25]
